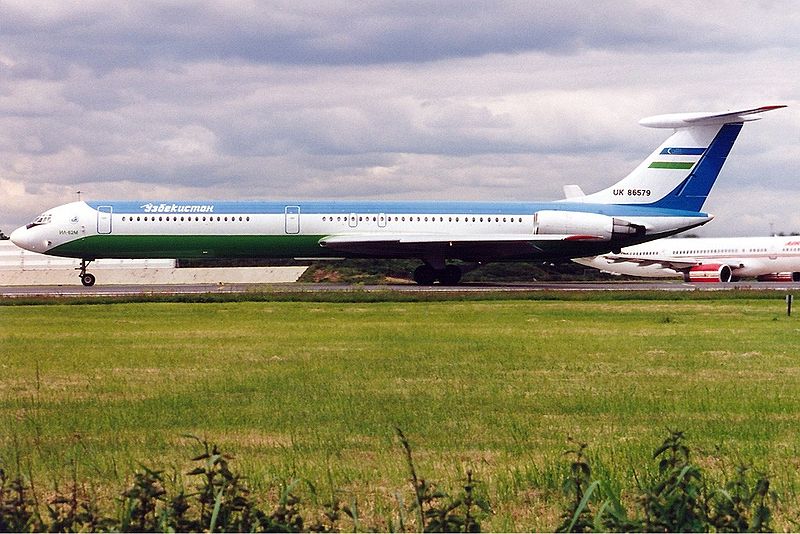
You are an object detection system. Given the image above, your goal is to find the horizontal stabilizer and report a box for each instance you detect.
[639,105,786,129]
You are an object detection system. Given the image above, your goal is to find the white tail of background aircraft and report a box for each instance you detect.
[10,105,785,286]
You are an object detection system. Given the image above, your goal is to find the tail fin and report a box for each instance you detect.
[574,106,785,211]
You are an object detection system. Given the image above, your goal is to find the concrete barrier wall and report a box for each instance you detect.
[1,267,308,286]
[0,240,176,270]
[0,241,307,285]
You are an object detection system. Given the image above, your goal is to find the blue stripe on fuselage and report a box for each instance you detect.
[86,200,708,219]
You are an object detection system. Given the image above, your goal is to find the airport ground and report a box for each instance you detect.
[4,279,800,299]
[2,291,800,530]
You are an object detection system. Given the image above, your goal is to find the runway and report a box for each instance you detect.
[3,280,800,298]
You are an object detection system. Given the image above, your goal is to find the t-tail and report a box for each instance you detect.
[570,105,786,211]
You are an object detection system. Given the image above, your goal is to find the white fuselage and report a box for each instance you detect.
[576,236,800,280]
[9,200,709,262]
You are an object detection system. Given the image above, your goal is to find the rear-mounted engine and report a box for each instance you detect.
[533,210,645,240]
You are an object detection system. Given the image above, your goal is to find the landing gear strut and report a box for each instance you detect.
[78,259,96,287]
[413,264,463,286]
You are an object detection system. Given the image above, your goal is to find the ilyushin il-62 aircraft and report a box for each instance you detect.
[575,235,800,283]
[11,105,784,286]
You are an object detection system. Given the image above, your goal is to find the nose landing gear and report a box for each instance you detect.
[78,259,96,286]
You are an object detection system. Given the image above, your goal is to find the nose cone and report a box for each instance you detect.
[10,226,25,247]
[10,226,39,252]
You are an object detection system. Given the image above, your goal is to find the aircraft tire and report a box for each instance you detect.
[438,264,462,285]
[413,265,437,285]
[81,273,96,287]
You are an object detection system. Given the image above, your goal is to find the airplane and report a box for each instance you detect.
[574,235,800,283]
[10,105,785,286]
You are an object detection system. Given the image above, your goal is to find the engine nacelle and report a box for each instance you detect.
[756,272,800,282]
[533,210,644,240]
[684,264,732,283]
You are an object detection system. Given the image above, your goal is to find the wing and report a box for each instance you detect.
[602,254,698,270]
[319,232,607,261]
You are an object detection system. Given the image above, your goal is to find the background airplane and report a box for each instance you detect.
[575,235,800,282]
[10,106,784,286]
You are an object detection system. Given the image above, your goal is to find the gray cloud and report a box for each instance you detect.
[3,1,795,71]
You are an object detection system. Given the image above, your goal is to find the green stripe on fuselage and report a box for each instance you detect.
[48,234,332,259]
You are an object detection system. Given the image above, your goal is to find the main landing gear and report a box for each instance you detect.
[413,264,463,286]
[78,259,96,287]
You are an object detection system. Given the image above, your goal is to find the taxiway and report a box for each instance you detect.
[3,280,800,298]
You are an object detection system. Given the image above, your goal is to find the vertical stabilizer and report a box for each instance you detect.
[572,106,785,211]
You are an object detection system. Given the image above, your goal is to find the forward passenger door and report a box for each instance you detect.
[285,206,300,234]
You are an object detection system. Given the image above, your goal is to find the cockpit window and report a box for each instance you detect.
[26,213,53,229]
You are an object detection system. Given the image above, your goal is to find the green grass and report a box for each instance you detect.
[2,296,800,530]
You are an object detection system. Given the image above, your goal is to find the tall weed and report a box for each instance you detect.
[0,429,783,532]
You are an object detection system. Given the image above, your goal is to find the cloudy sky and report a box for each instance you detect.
[1,1,799,236]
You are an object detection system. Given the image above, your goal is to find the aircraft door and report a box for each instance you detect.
[285,206,300,234]
[769,239,778,260]
[97,206,112,234]
[378,213,387,228]
[348,213,358,228]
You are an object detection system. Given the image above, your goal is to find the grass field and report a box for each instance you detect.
[2,294,800,530]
